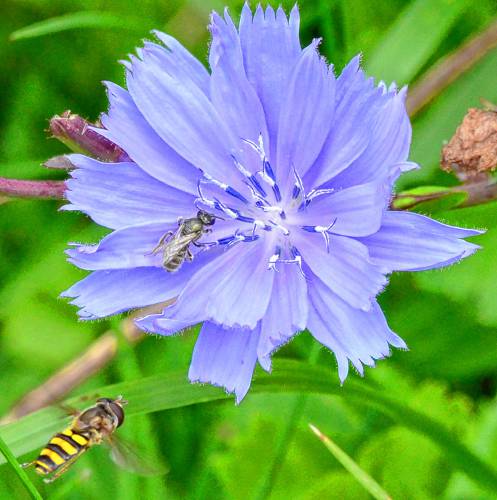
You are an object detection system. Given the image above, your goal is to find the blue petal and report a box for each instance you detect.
[188,321,261,403]
[127,46,241,183]
[294,182,386,237]
[331,86,411,188]
[61,267,189,319]
[209,9,269,145]
[167,241,275,329]
[63,155,195,230]
[152,31,210,94]
[276,41,336,193]
[135,312,198,335]
[66,222,174,270]
[239,3,301,159]
[294,231,387,311]
[307,277,406,382]
[304,56,382,189]
[99,82,199,194]
[258,263,308,370]
[359,211,483,272]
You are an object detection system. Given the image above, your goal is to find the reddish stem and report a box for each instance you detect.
[0,177,66,200]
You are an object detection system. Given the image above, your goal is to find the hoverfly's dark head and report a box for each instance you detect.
[97,396,127,428]
[197,210,216,226]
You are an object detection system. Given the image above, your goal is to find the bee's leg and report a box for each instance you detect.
[150,232,173,255]
[21,461,34,469]
[186,248,194,261]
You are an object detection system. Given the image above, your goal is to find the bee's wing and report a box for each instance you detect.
[105,435,168,476]
[161,233,198,259]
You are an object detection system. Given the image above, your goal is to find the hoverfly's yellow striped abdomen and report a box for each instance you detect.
[61,427,89,446]
[34,426,89,476]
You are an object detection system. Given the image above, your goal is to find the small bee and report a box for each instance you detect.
[152,210,217,272]
[24,396,162,483]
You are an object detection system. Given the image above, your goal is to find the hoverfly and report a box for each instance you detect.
[152,210,217,272]
[24,396,164,483]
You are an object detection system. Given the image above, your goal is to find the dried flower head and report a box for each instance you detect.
[441,107,497,179]
[62,5,481,402]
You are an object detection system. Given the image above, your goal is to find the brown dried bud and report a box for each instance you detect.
[441,107,497,180]
[49,111,128,162]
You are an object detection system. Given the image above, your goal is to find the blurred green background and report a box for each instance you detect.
[1,0,497,498]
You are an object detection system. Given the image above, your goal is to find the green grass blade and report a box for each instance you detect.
[366,0,469,84]
[0,433,42,500]
[1,360,497,494]
[10,11,145,41]
[309,424,391,500]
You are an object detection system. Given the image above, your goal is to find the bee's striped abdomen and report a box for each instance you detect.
[164,248,187,272]
[34,427,89,475]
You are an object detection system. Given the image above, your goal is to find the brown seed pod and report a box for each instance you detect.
[441,107,497,180]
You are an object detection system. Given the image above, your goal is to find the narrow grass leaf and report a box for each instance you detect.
[10,11,146,41]
[309,424,391,500]
[0,433,42,500]
[366,0,469,84]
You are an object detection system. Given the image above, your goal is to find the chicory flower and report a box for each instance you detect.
[62,4,481,402]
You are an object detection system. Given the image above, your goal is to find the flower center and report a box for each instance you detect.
[194,135,336,272]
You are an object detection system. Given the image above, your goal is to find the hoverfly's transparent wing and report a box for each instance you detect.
[106,435,168,476]
[56,393,103,418]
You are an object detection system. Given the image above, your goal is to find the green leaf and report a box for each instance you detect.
[309,424,391,500]
[1,360,497,494]
[384,287,497,381]
[0,222,105,378]
[207,392,361,499]
[356,374,473,498]
[445,396,497,498]
[0,433,42,500]
[366,0,470,84]
[10,11,146,41]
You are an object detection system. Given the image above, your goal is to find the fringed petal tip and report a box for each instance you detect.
[256,330,298,374]
[187,375,250,405]
[134,315,160,334]
[335,332,408,385]
[134,313,196,337]
[187,322,260,404]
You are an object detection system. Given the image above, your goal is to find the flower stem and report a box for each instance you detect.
[0,177,65,200]
[0,432,43,500]
[392,178,497,211]
[407,19,497,116]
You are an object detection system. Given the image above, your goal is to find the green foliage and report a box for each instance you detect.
[413,203,497,327]
[1,0,497,498]
[366,0,470,84]
[2,360,497,495]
